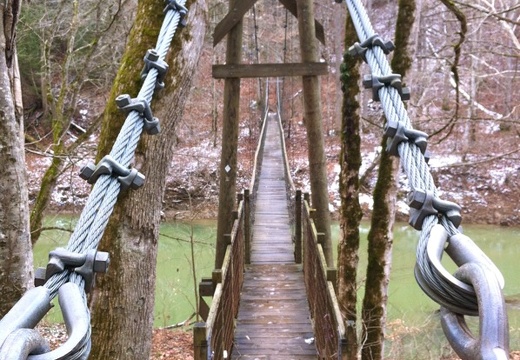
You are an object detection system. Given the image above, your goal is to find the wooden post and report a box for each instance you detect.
[244,189,251,264]
[296,0,333,267]
[215,0,243,269]
[193,322,208,360]
[295,190,302,264]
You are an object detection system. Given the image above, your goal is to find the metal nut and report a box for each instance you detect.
[131,172,146,190]
[145,49,159,62]
[93,252,110,273]
[408,189,427,209]
[79,163,96,181]
[116,94,132,108]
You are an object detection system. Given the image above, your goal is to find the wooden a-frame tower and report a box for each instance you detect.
[214,0,333,269]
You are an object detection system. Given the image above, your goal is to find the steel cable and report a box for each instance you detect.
[342,0,502,314]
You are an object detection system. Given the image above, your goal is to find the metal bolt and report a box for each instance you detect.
[362,74,374,89]
[34,267,47,287]
[116,94,132,108]
[401,87,411,101]
[145,49,159,62]
[93,252,110,273]
[131,172,146,190]
[79,163,96,181]
[408,189,427,209]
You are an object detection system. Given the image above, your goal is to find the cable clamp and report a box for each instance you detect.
[164,0,188,27]
[362,73,410,101]
[116,94,161,135]
[407,189,462,230]
[349,34,395,62]
[34,248,110,292]
[79,154,146,190]
[384,120,428,156]
[141,49,169,90]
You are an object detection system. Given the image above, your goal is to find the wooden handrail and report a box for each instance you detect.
[194,195,246,360]
[301,195,347,358]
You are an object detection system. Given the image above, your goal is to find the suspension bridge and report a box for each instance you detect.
[0,0,511,359]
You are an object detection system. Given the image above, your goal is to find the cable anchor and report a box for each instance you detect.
[141,49,169,90]
[34,248,110,293]
[363,73,410,101]
[116,94,161,135]
[79,154,146,190]
[407,189,462,230]
[0,283,92,359]
[349,33,395,62]
[164,0,188,27]
[384,120,428,156]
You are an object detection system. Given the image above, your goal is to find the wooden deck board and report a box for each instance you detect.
[231,117,316,359]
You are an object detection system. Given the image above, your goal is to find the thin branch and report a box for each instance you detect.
[434,147,520,168]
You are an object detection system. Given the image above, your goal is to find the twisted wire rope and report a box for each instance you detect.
[17,3,188,358]
[45,2,186,298]
[342,0,488,311]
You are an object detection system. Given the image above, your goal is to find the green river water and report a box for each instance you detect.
[34,217,519,357]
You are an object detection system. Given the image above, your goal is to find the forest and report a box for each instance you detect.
[0,0,519,359]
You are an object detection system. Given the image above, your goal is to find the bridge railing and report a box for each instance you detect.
[275,78,346,356]
[193,81,270,359]
[300,192,347,358]
[194,194,246,360]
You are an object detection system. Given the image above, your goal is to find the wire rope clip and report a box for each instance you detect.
[79,154,146,190]
[363,73,410,101]
[384,120,428,156]
[142,49,169,90]
[116,94,161,135]
[164,0,188,27]
[349,33,395,62]
[34,248,110,293]
[407,189,462,230]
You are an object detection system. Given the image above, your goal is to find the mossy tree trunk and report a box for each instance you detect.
[360,1,415,359]
[337,13,363,360]
[0,0,34,317]
[88,1,206,358]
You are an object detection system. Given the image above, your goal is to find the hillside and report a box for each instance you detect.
[23,0,520,226]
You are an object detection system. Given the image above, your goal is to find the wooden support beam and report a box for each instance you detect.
[213,0,257,46]
[279,0,325,45]
[213,0,325,46]
[212,62,328,78]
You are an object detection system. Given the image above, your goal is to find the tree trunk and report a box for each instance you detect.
[0,1,34,317]
[337,13,363,360]
[360,150,396,360]
[215,0,242,269]
[360,1,415,359]
[296,0,333,266]
[89,1,206,358]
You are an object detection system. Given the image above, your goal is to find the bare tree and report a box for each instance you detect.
[17,0,135,244]
[0,0,34,316]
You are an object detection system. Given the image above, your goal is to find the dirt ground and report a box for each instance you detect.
[36,322,519,359]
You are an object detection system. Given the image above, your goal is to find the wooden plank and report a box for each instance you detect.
[230,117,317,358]
[279,0,325,45]
[212,62,328,79]
[213,0,258,46]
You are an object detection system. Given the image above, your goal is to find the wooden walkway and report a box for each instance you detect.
[231,116,317,359]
